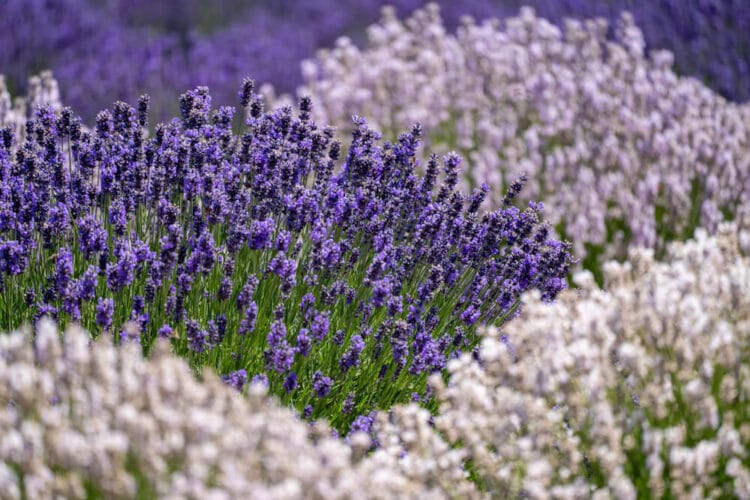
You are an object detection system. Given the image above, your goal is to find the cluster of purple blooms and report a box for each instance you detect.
[0,79,570,428]
[2,0,749,124]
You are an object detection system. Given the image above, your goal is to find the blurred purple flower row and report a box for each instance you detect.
[2,0,748,121]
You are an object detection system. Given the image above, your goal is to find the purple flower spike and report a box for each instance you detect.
[312,371,332,398]
[221,369,248,392]
[95,297,114,331]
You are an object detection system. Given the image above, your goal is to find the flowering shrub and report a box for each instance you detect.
[298,6,750,273]
[423,224,750,496]
[0,81,570,429]
[0,319,475,498]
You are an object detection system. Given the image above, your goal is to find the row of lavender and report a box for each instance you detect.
[2,223,747,497]
[2,0,750,122]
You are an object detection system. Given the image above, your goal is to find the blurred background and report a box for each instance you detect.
[2,0,748,121]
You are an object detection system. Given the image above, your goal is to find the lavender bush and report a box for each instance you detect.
[0,80,570,430]
[297,5,750,280]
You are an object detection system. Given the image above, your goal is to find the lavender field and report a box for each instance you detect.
[1,1,749,498]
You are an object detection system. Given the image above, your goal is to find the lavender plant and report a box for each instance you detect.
[0,80,571,430]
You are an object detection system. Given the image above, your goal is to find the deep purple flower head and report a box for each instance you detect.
[108,198,127,236]
[339,334,365,373]
[106,248,135,292]
[35,303,58,323]
[53,247,74,295]
[310,311,329,342]
[221,369,248,392]
[312,370,332,398]
[78,215,108,259]
[299,292,316,319]
[349,412,376,436]
[95,297,114,331]
[248,218,275,250]
[79,265,98,301]
[0,241,28,276]
[45,202,70,238]
[157,324,173,339]
[238,302,258,335]
[296,328,311,357]
[217,276,232,301]
[269,343,295,373]
[332,329,345,346]
[343,393,355,414]
[283,371,298,393]
[460,302,482,326]
[371,277,391,307]
[185,319,208,353]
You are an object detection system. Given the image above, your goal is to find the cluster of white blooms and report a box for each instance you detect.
[0,71,61,142]
[0,320,476,499]
[424,224,750,497]
[298,5,750,259]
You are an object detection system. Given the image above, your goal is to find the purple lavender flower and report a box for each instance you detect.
[296,328,311,357]
[342,393,355,414]
[0,241,28,276]
[269,343,295,373]
[157,324,173,339]
[238,302,258,336]
[108,198,127,236]
[332,329,345,346]
[248,218,275,250]
[95,297,114,331]
[185,319,208,353]
[106,244,135,292]
[283,371,298,393]
[312,371,332,398]
[79,265,98,301]
[339,334,365,373]
[53,248,74,296]
[349,412,375,436]
[77,216,108,260]
[217,277,232,301]
[221,369,248,392]
[310,311,330,342]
